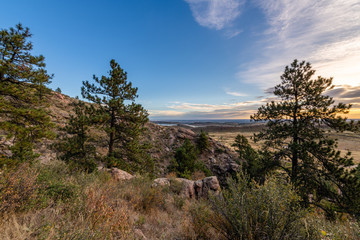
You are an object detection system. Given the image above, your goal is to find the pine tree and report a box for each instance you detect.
[232,135,257,160]
[231,134,276,183]
[251,59,358,217]
[81,59,151,172]
[169,139,198,178]
[196,130,209,153]
[169,138,211,179]
[55,87,62,93]
[56,101,96,172]
[0,24,53,164]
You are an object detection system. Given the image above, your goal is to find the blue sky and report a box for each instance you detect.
[2,0,360,119]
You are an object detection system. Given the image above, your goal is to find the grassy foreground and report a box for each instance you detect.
[1,161,359,240]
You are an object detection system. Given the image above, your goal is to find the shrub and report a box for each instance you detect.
[122,176,166,213]
[209,174,315,239]
[169,139,211,179]
[43,183,77,203]
[85,186,130,236]
[190,200,226,240]
[0,164,39,214]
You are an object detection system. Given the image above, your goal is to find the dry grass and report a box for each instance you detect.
[0,160,359,239]
[0,161,222,240]
[207,125,360,164]
[0,164,39,214]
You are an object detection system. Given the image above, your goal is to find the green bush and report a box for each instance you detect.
[43,183,77,203]
[169,139,211,179]
[209,174,316,240]
[197,130,210,153]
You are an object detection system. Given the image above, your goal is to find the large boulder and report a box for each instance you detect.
[210,157,240,185]
[152,176,221,199]
[195,176,221,199]
[111,168,134,181]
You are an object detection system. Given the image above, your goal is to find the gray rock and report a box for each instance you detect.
[152,178,170,187]
[153,176,221,199]
[111,168,134,181]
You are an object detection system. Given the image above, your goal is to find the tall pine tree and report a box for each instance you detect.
[251,59,359,217]
[81,59,151,172]
[0,24,53,164]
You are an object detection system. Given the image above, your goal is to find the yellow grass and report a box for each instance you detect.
[208,126,360,164]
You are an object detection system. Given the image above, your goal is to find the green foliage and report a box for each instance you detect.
[232,134,256,160]
[42,183,76,203]
[0,24,54,163]
[81,59,151,173]
[209,174,314,240]
[169,139,211,179]
[251,59,360,218]
[55,101,97,173]
[232,135,277,183]
[55,87,62,93]
[196,130,210,153]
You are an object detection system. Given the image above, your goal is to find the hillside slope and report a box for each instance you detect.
[4,91,240,182]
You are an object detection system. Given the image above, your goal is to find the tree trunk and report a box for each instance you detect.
[292,89,299,182]
[108,109,115,156]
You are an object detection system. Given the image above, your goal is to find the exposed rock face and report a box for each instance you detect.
[210,156,240,186]
[111,168,134,181]
[153,176,221,199]
[145,122,240,186]
[195,176,221,199]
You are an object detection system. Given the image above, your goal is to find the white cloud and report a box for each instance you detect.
[239,0,360,88]
[226,91,247,97]
[149,97,279,119]
[148,110,184,117]
[185,0,245,30]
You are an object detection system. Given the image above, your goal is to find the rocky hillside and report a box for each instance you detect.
[7,91,240,183]
[144,123,239,183]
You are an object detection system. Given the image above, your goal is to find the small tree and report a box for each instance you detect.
[196,130,210,153]
[251,59,358,216]
[232,135,257,160]
[169,139,211,179]
[55,87,62,93]
[56,101,96,172]
[81,59,150,172]
[0,24,53,163]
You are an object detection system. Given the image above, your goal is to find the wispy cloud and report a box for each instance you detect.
[239,0,360,88]
[150,84,360,120]
[185,0,245,37]
[226,91,247,97]
[149,97,278,120]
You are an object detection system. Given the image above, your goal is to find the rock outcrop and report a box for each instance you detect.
[145,123,240,185]
[153,176,221,199]
[111,168,135,181]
